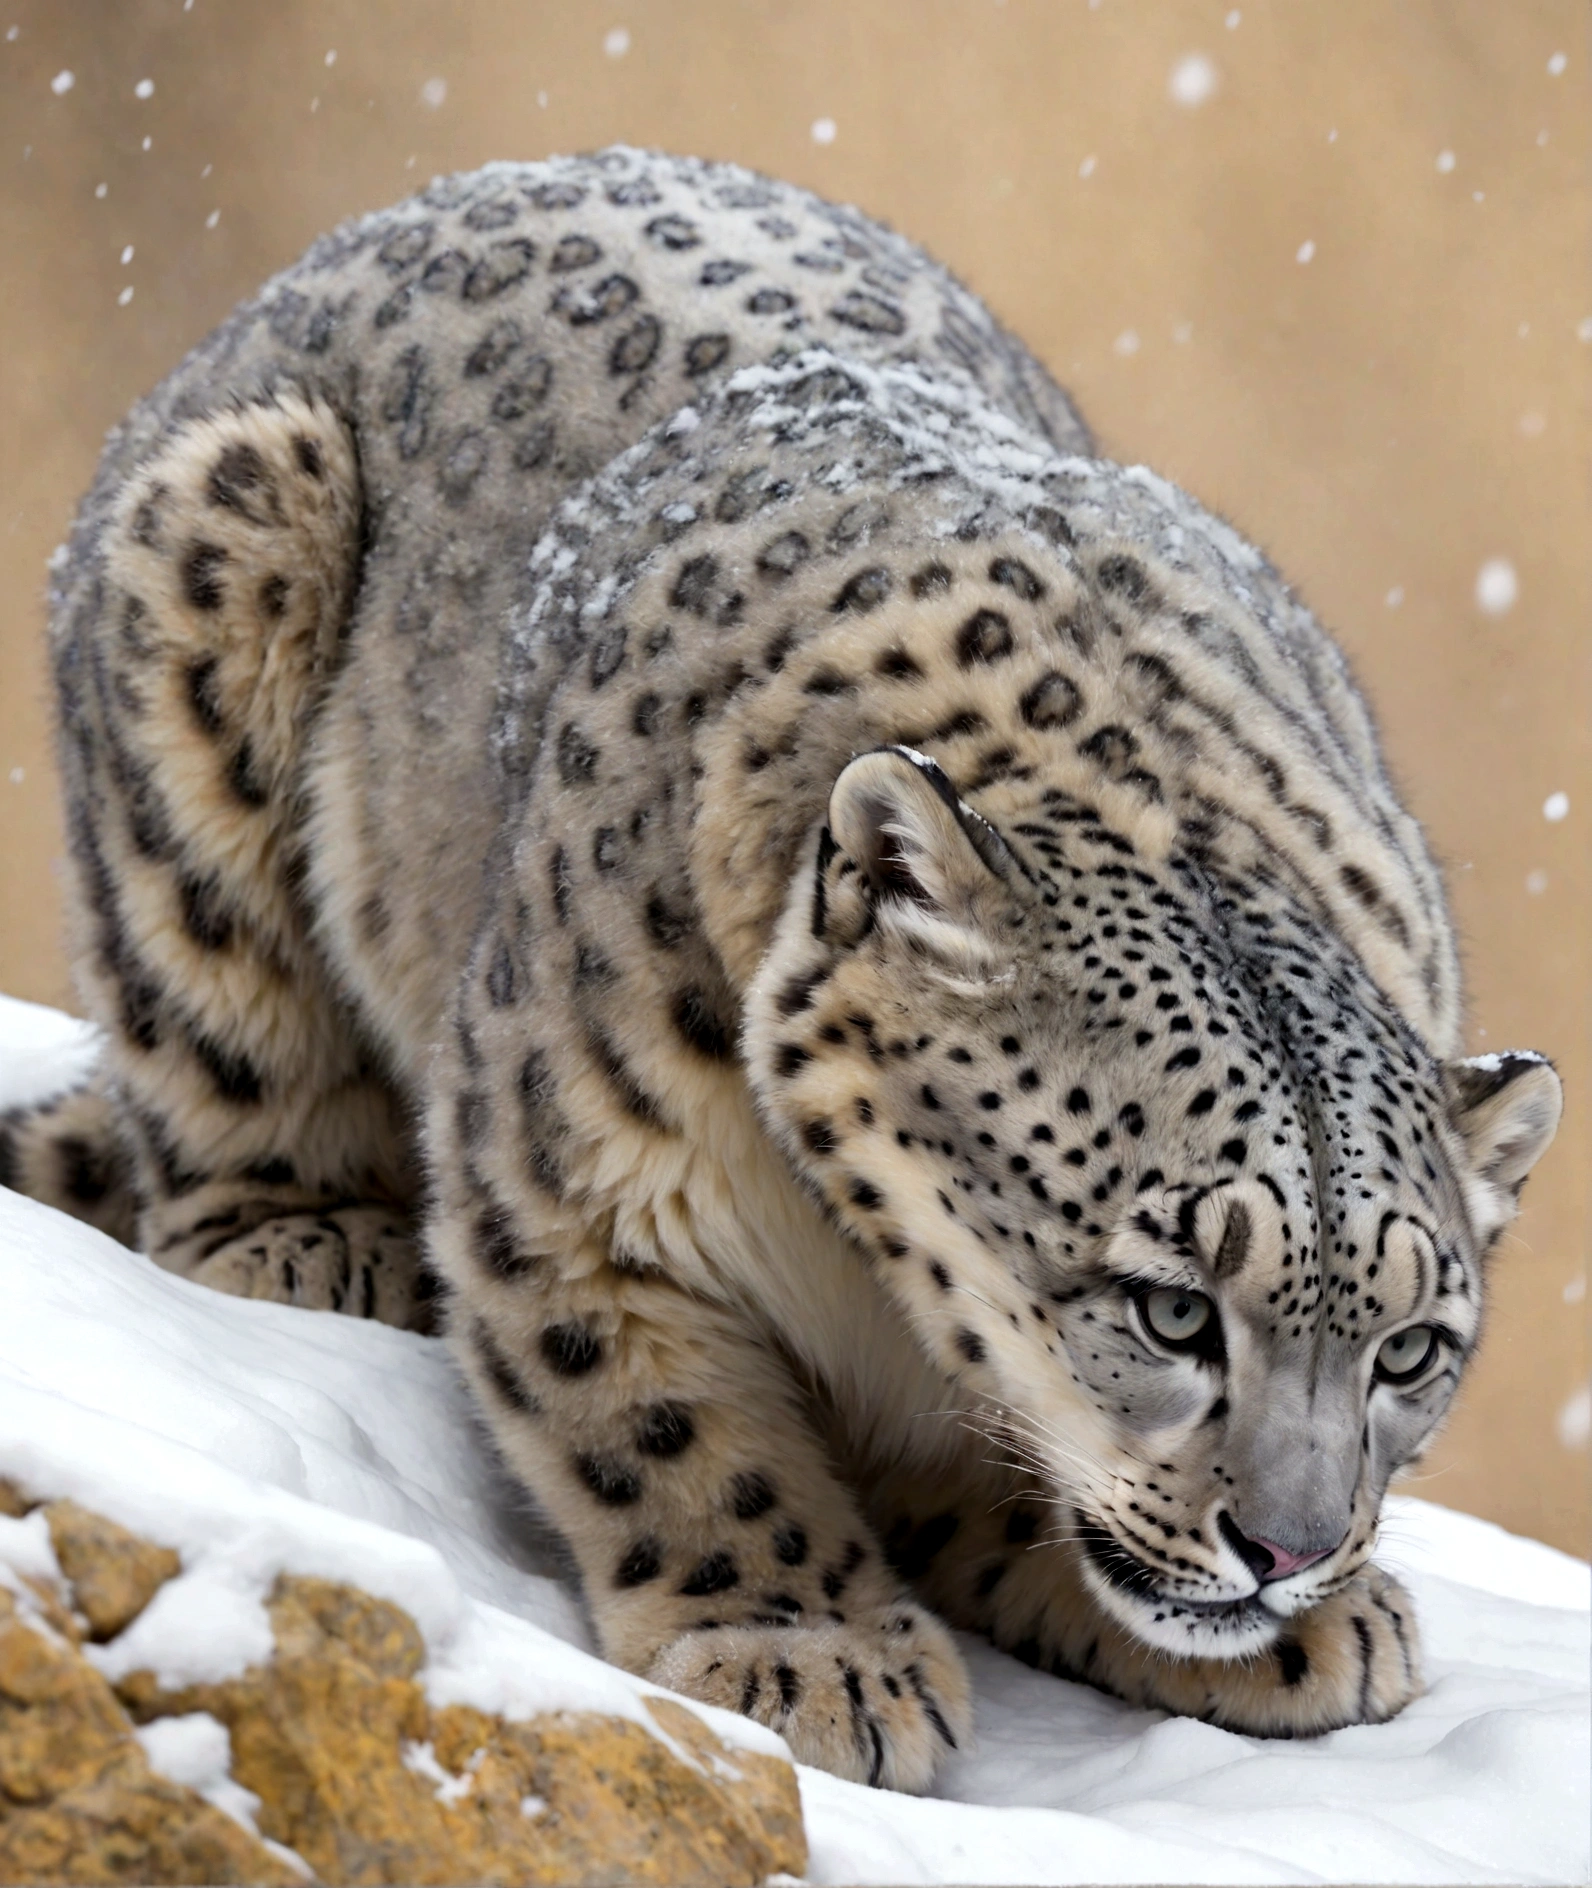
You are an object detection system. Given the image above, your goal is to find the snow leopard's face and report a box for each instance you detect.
[747,747,1562,1657]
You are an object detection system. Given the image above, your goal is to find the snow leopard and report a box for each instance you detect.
[4,150,1561,1792]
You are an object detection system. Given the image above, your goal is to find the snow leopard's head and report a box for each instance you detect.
[746,746,1561,1656]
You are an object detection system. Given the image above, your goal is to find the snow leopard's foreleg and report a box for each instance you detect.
[426,1078,972,1790]
[51,394,432,1327]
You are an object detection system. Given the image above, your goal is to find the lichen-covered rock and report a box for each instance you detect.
[120,1575,805,1886]
[1,1497,808,1885]
[0,1586,300,1885]
[43,1501,182,1643]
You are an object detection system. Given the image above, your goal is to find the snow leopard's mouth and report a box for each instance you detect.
[1074,1511,1264,1624]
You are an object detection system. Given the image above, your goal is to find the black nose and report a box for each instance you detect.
[1218,1511,1279,1580]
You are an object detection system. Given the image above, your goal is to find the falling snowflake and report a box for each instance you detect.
[1436,149,1455,173]
[119,244,133,264]
[1078,154,1097,179]
[50,68,73,94]
[1547,50,1567,77]
[1524,870,1548,896]
[1384,585,1404,608]
[134,78,154,99]
[603,27,629,58]
[117,286,134,306]
[1113,329,1141,357]
[1558,1386,1590,1451]
[810,117,836,145]
[1474,557,1517,614]
[1542,791,1569,823]
[1168,52,1218,107]
[419,76,446,109]
[1296,239,1315,264]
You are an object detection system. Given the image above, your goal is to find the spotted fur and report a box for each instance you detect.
[13,150,1560,1791]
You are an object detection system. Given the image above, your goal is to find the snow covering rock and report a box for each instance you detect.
[1,992,1588,1885]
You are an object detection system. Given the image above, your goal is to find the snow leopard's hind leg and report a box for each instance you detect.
[51,391,433,1329]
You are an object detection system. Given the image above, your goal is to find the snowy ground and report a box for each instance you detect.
[2,993,1587,1886]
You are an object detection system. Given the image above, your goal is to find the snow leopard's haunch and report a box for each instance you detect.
[16,150,1561,1789]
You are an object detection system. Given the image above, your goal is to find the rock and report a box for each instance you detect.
[43,1501,182,1643]
[122,1575,807,1886]
[3,1499,808,1885]
[0,1586,301,1885]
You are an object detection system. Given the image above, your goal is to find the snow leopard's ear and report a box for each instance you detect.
[826,747,1023,966]
[1444,1052,1562,1197]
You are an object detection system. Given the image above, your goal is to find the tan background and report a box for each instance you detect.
[1,1,1586,1554]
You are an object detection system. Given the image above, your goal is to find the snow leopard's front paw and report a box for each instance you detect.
[1151,1561,1423,1736]
[647,1601,973,1791]
[186,1207,435,1331]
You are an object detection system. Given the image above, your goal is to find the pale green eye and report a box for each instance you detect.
[1140,1286,1214,1346]
[1376,1325,1439,1382]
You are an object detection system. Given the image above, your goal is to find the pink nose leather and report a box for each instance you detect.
[1252,1538,1331,1580]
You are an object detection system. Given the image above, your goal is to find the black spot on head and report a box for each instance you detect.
[774,1043,811,1079]
[636,1401,696,1457]
[910,561,953,598]
[540,1321,603,1376]
[1067,1088,1091,1115]
[955,1328,986,1364]
[292,435,325,479]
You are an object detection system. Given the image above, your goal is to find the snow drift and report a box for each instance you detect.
[2,992,1586,1885]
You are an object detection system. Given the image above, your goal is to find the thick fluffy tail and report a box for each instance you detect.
[0,1067,138,1245]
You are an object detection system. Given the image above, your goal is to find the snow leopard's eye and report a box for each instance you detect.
[1137,1286,1215,1348]
[1374,1324,1440,1383]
